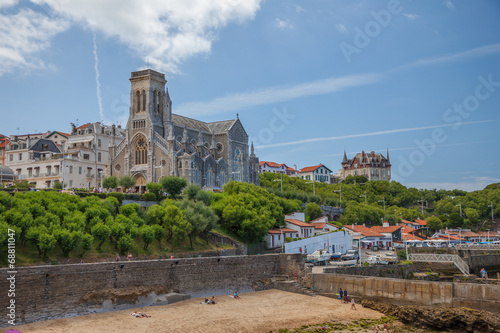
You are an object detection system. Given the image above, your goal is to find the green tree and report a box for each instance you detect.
[103,176,118,189]
[117,234,134,254]
[305,202,322,221]
[151,224,164,248]
[54,229,82,258]
[426,216,443,231]
[53,181,63,190]
[91,222,112,250]
[146,182,163,199]
[184,184,201,200]
[80,233,94,257]
[139,225,155,250]
[161,177,187,198]
[176,199,218,246]
[162,202,186,241]
[464,207,480,228]
[38,232,57,259]
[194,190,211,205]
[119,175,136,189]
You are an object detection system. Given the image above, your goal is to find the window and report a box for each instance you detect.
[9,154,13,162]
[135,90,140,112]
[206,166,213,187]
[98,152,101,162]
[142,90,146,111]
[42,144,49,151]
[233,148,243,181]
[134,135,147,165]
[69,180,73,188]
[98,139,101,148]
[19,153,22,160]
[83,154,90,160]
[79,167,82,174]
[69,166,73,174]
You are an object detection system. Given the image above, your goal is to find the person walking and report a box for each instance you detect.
[343,289,348,303]
[339,288,343,302]
[351,297,356,310]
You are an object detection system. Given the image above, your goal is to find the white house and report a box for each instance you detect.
[285,219,315,239]
[284,230,352,255]
[265,228,298,249]
[296,164,332,183]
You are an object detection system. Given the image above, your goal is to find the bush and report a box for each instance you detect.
[107,192,125,204]
[124,194,141,201]
[143,192,157,201]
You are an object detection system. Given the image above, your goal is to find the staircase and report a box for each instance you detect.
[409,253,470,275]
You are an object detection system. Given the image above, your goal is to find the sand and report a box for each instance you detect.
[7,289,385,333]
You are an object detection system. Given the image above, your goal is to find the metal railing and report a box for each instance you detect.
[455,244,500,250]
[409,253,469,275]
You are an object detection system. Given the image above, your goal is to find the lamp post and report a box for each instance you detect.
[273,173,283,193]
[458,227,462,245]
[417,196,424,215]
[487,229,490,244]
[334,184,342,208]
[378,196,385,210]
[360,190,367,204]
[488,201,494,221]
[280,226,284,253]
[456,201,462,217]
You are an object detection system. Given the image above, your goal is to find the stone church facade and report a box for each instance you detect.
[107,69,259,191]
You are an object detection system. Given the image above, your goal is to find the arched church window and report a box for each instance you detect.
[134,136,147,165]
[141,90,146,111]
[153,90,157,113]
[157,91,162,114]
[206,166,213,187]
[219,168,226,186]
[135,91,140,113]
[233,148,243,182]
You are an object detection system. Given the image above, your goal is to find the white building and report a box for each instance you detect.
[4,122,123,189]
[296,164,332,183]
[264,228,298,249]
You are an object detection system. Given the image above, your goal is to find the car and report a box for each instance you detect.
[342,249,359,260]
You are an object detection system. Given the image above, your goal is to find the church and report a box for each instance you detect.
[107,69,259,192]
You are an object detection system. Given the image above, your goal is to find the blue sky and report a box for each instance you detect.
[1,0,499,191]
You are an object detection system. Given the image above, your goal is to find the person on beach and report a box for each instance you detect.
[375,326,379,333]
[384,322,388,333]
[339,288,343,302]
[233,291,240,299]
[343,289,348,303]
[351,297,356,310]
[209,296,216,304]
[127,252,132,261]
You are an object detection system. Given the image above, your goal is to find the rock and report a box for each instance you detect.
[361,299,500,333]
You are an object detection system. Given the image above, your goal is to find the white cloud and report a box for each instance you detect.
[444,0,454,9]
[30,0,263,74]
[392,43,500,72]
[294,5,304,13]
[93,33,104,122]
[0,8,69,76]
[0,0,19,8]
[175,73,382,117]
[275,18,293,30]
[256,120,494,149]
[335,23,347,33]
[403,13,419,20]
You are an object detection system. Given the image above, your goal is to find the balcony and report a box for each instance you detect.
[86,174,95,178]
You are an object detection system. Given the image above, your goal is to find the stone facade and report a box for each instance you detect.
[107,69,259,190]
[339,149,391,181]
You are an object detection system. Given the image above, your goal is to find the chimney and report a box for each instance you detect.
[383,221,389,228]
[293,164,297,171]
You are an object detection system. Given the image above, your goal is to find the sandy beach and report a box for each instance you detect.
[6,289,385,333]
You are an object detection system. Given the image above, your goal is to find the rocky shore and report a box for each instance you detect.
[361,299,500,333]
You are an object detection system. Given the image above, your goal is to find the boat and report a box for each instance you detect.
[328,259,357,266]
[379,253,399,264]
[367,255,388,265]
[306,249,331,265]
[329,252,342,260]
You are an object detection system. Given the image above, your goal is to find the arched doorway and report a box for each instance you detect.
[134,174,146,194]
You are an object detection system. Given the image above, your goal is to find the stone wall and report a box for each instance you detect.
[208,232,247,255]
[312,273,500,314]
[323,264,415,279]
[0,254,301,327]
[467,254,500,275]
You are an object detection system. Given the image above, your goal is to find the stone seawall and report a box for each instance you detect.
[323,264,416,279]
[312,273,500,314]
[0,254,301,327]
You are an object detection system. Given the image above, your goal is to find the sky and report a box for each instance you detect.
[1,0,499,192]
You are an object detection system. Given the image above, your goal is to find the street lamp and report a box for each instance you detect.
[417,196,424,215]
[334,184,342,208]
[378,196,385,211]
[488,201,494,221]
[456,201,462,217]
[273,173,283,193]
[360,190,367,204]
[487,229,490,245]
[457,227,462,245]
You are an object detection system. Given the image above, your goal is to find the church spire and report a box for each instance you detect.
[342,149,348,163]
[250,141,255,156]
[386,147,390,164]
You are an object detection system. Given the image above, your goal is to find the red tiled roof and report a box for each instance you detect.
[286,167,296,171]
[309,216,327,223]
[311,222,325,229]
[76,123,90,130]
[476,231,500,236]
[415,219,427,226]
[461,231,479,237]
[344,225,385,237]
[285,219,313,228]
[260,161,284,168]
[370,225,402,233]
[406,235,425,241]
[268,228,298,234]
[299,164,322,173]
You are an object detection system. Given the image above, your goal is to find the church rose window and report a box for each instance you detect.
[135,136,147,165]
[216,142,223,153]
[115,164,121,171]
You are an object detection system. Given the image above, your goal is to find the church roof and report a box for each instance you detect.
[172,114,212,132]
[207,119,237,134]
